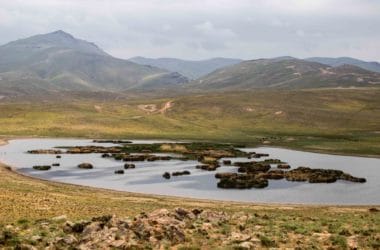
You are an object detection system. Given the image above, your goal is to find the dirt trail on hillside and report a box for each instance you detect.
[138,101,174,114]
[159,101,174,113]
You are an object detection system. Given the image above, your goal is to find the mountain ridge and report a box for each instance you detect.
[306,57,380,73]
[129,56,242,79]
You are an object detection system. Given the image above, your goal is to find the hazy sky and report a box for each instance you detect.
[0,0,379,61]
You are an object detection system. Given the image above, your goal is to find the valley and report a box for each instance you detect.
[0,27,379,250]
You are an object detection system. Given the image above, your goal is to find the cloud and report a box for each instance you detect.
[0,0,379,61]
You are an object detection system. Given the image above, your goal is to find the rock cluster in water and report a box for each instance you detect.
[27,142,367,189]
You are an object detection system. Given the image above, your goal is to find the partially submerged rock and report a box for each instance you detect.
[78,163,93,169]
[28,149,62,154]
[163,172,171,179]
[223,160,232,165]
[114,170,124,174]
[217,174,268,189]
[196,164,219,171]
[33,165,51,171]
[172,170,191,176]
[67,146,122,154]
[277,164,291,169]
[285,167,366,183]
[124,163,136,169]
[93,139,132,144]
[234,162,271,173]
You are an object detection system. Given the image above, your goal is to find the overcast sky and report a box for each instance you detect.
[0,0,379,61]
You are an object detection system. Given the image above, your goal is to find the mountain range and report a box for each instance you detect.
[0,30,379,97]
[0,30,188,96]
[190,57,380,90]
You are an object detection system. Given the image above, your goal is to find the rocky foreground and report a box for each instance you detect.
[1,207,379,250]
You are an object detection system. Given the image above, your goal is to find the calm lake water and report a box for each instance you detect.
[0,138,379,205]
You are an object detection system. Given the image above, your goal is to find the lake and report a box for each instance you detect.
[0,138,379,205]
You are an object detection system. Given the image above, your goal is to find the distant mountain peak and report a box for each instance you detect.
[48,30,75,39]
[1,30,108,57]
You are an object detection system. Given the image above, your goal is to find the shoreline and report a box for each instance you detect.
[1,137,379,209]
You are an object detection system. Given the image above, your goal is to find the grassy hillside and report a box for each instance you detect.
[1,88,380,156]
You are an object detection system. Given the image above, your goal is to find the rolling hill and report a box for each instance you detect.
[129,57,242,79]
[0,30,188,96]
[190,57,380,90]
[306,57,380,73]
